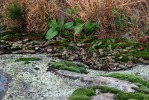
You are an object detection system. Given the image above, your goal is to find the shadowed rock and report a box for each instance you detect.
[0,70,11,100]
[0,43,11,54]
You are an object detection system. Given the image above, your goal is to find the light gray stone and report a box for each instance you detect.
[54,70,138,92]
[91,93,114,100]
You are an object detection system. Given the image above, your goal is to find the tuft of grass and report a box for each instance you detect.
[6,1,23,20]
[15,57,41,62]
[48,61,88,74]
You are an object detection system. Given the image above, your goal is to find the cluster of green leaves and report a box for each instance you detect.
[48,60,88,74]
[6,1,24,20]
[45,8,97,40]
[112,8,132,32]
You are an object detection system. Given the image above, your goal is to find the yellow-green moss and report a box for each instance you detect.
[69,88,95,100]
[48,61,88,74]
[69,73,149,100]
[15,57,41,62]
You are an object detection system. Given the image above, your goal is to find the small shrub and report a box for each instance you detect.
[6,1,23,20]
[112,8,132,33]
[5,0,27,33]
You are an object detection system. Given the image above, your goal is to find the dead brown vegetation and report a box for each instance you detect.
[1,0,149,37]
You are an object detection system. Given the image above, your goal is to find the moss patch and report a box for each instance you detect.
[24,61,31,64]
[105,73,149,88]
[48,61,88,74]
[69,88,95,100]
[69,73,149,100]
[15,57,41,62]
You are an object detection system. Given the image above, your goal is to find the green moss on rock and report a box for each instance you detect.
[69,73,149,100]
[15,57,41,62]
[48,61,88,74]
[105,73,149,88]
[115,92,149,100]
[69,88,95,100]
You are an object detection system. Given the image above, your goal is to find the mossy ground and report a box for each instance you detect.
[1,32,149,64]
[69,88,95,100]
[69,73,149,100]
[15,57,41,62]
[48,61,88,74]
[48,37,149,63]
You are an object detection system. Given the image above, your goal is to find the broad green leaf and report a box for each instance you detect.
[51,19,59,29]
[73,18,81,24]
[74,23,84,34]
[46,28,58,40]
[66,8,72,16]
[84,21,92,33]
[64,22,74,29]
[84,21,97,34]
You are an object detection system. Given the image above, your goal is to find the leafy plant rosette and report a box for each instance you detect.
[45,8,98,40]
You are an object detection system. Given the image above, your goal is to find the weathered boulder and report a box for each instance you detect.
[0,43,11,54]
[50,69,138,92]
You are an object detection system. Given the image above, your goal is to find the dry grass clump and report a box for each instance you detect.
[22,0,64,33]
[1,0,66,33]
[66,0,149,37]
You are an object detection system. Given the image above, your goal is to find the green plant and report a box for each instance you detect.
[45,17,74,40]
[5,1,27,33]
[112,8,132,32]
[45,8,97,40]
[84,21,97,34]
[48,60,88,74]
[6,1,23,20]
